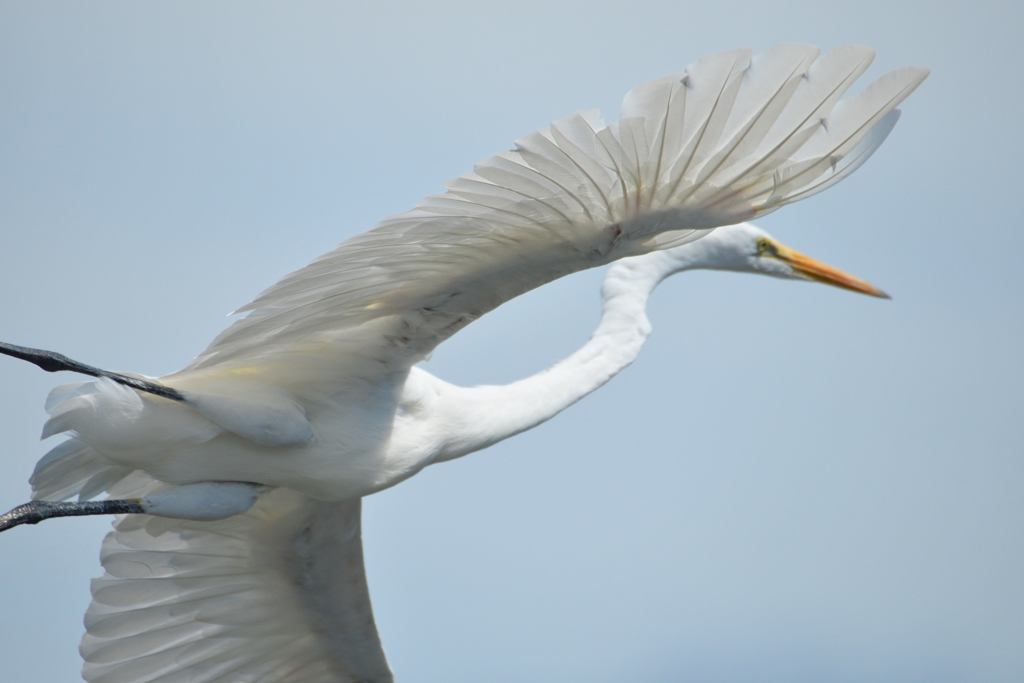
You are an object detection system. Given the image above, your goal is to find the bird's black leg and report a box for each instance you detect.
[0,341,184,402]
[0,499,145,533]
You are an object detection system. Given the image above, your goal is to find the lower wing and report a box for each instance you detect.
[78,473,392,683]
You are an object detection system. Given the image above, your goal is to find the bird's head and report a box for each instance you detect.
[661,223,890,299]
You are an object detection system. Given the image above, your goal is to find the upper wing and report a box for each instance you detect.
[81,479,392,683]
[183,45,927,385]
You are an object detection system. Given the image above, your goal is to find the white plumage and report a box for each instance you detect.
[82,489,387,683]
[3,45,926,682]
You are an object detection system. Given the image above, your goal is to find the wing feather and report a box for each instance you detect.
[181,45,926,385]
[81,486,393,683]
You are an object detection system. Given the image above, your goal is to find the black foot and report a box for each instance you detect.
[0,499,145,533]
[0,341,183,401]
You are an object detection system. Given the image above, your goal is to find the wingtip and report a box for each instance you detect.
[896,64,932,88]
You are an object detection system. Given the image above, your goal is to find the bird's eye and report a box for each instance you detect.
[756,238,769,254]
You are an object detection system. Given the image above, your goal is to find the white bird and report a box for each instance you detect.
[0,45,926,683]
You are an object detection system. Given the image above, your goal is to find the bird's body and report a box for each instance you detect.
[31,222,886,507]
[1,45,926,682]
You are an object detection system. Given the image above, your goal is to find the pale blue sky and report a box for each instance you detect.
[1,2,1021,681]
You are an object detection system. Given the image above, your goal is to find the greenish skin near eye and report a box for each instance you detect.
[755,237,781,258]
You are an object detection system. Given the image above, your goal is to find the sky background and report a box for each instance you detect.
[0,2,1021,681]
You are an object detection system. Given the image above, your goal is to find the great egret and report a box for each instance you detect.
[0,45,925,682]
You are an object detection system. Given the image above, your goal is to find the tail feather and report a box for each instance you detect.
[30,438,134,502]
[31,378,225,503]
[31,379,146,502]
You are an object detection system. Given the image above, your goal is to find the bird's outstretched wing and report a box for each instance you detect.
[80,478,392,683]
[183,45,926,387]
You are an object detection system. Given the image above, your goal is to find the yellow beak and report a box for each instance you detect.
[770,241,890,299]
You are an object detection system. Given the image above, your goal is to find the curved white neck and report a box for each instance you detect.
[429,248,695,463]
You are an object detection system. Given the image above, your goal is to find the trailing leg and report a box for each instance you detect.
[0,482,267,533]
[0,340,183,401]
[0,499,144,532]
